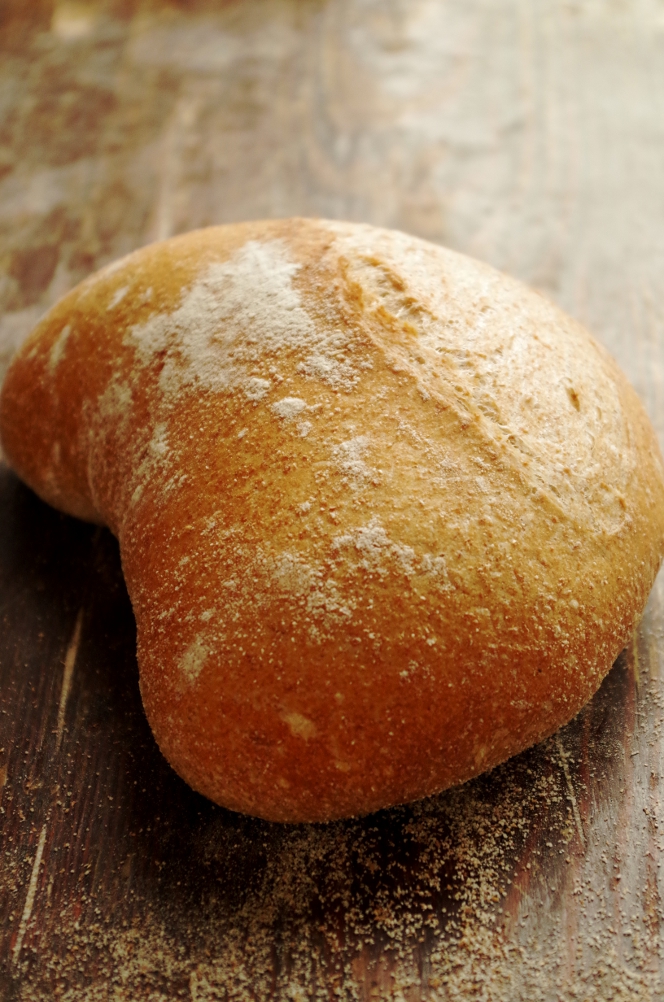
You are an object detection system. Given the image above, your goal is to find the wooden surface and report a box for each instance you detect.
[2,1,664,999]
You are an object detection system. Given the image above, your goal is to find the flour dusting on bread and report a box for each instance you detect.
[127,239,358,406]
[2,218,663,822]
[329,222,631,533]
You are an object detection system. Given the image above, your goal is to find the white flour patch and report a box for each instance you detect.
[334,517,392,573]
[299,348,358,390]
[421,552,454,590]
[271,396,308,420]
[128,421,172,507]
[107,285,129,310]
[126,240,359,405]
[97,377,133,424]
[148,421,169,458]
[333,435,372,488]
[180,637,209,684]
[282,711,317,741]
[251,549,354,629]
[243,376,271,401]
[48,324,71,373]
[271,552,318,598]
[333,517,421,579]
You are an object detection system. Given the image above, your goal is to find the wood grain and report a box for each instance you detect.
[1,1,664,999]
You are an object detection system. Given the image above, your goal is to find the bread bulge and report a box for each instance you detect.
[2,218,664,822]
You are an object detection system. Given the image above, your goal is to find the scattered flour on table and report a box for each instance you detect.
[16,737,664,1002]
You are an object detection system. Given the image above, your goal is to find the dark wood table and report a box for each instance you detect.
[2,2,664,999]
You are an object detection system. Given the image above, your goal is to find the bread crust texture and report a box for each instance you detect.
[2,218,664,822]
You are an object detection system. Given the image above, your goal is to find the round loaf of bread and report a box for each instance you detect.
[2,218,664,822]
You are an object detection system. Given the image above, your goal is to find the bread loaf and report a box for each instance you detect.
[2,218,663,822]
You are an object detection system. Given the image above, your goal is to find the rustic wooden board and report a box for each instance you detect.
[2,1,664,999]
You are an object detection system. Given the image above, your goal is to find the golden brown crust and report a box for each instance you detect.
[2,218,664,821]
